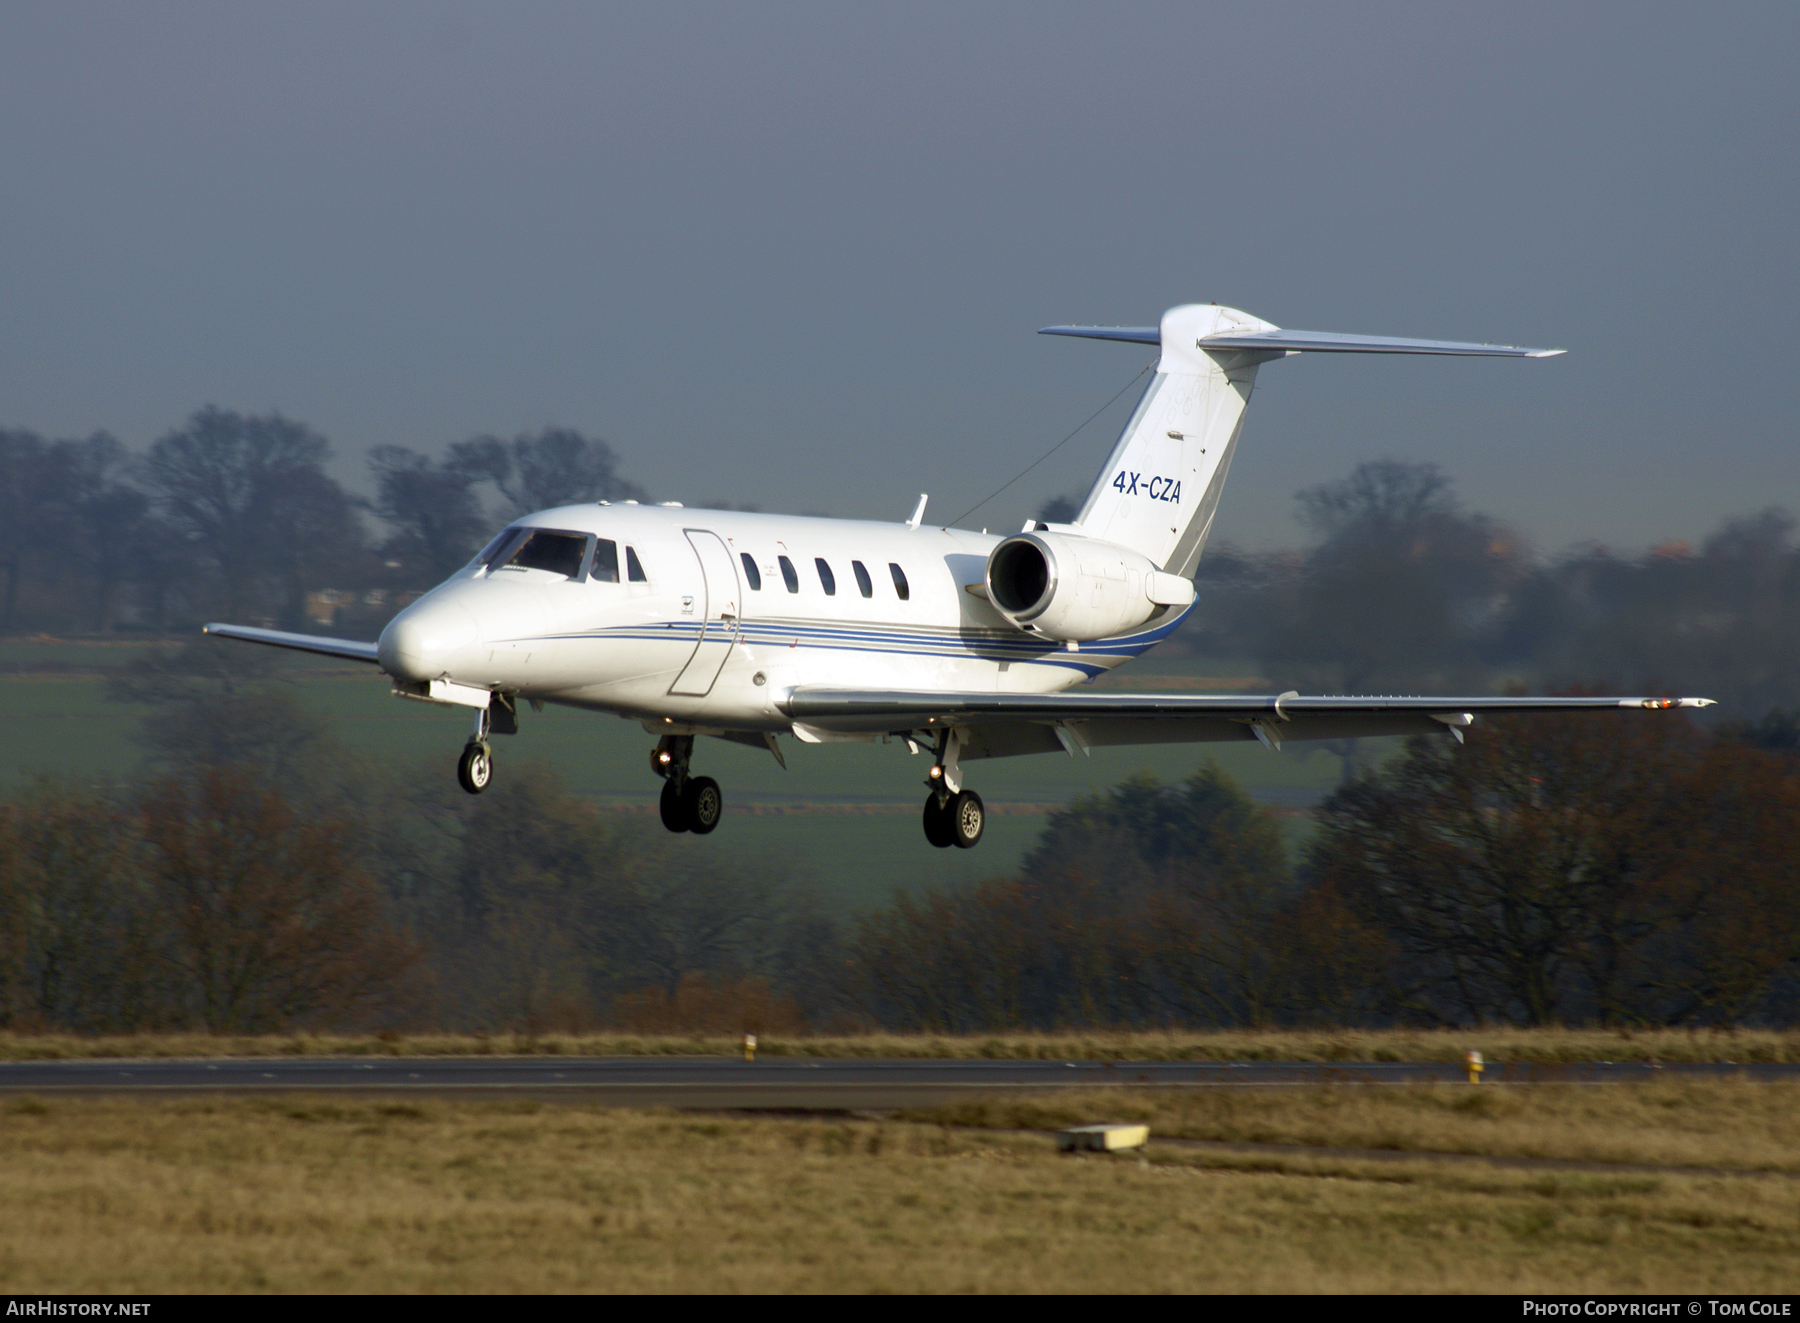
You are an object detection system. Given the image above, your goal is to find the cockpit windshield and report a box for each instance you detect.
[490,528,590,579]
[474,526,523,567]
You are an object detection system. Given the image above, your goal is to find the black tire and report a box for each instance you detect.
[921,792,954,848]
[950,789,985,849]
[457,742,492,795]
[685,776,723,835]
[659,778,690,832]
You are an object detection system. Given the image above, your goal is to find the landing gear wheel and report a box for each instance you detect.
[684,776,723,835]
[660,779,690,833]
[676,777,720,838]
[950,789,985,849]
[921,792,954,848]
[457,742,492,795]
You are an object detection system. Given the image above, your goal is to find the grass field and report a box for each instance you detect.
[4,1027,1796,1064]
[1,638,1359,913]
[1,1085,1796,1292]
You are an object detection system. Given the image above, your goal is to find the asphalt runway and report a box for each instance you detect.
[1,1056,1794,1109]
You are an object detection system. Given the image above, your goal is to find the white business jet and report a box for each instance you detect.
[206,303,1710,847]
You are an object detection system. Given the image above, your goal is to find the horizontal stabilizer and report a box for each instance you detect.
[1195,328,1564,357]
[1040,324,1564,357]
[1038,325,1161,345]
[204,622,381,664]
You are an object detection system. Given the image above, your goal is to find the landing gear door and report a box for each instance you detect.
[669,529,742,697]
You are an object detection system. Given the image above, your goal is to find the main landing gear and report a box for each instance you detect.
[920,727,984,849]
[651,734,723,835]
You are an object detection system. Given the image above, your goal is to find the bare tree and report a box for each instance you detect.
[137,770,418,1032]
[449,427,644,519]
[142,407,362,622]
[1308,711,1800,1026]
[0,786,154,1031]
[368,445,493,583]
[0,430,56,633]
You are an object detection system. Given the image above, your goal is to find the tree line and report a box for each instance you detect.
[844,712,1800,1031]
[0,411,642,637]
[3,641,1795,1034]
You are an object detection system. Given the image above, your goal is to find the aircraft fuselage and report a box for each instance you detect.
[376,503,1179,739]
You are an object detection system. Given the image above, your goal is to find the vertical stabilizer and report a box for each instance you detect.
[1069,304,1282,577]
[1045,304,1562,576]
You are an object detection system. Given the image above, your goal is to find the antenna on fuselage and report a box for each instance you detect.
[905,494,929,529]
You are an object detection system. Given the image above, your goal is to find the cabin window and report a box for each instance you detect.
[889,562,910,601]
[589,539,620,583]
[501,529,589,579]
[852,560,873,598]
[778,555,800,593]
[739,552,762,591]
[627,546,647,583]
[815,558,837,596]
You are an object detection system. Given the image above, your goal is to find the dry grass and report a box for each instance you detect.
[912,1077,1800,1173]
[1,1092,1798,1293]
[3,1025,1797,1064]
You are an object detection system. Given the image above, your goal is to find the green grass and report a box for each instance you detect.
[4,638,1362,913]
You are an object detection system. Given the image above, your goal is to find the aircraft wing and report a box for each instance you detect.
[204,622,382,665]
[783,689,1713,758]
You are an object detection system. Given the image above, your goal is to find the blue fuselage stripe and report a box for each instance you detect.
[530,605,1190,682]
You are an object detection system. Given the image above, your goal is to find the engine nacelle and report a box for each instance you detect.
[984,531,1195,642]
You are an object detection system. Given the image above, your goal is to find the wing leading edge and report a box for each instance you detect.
[783,689,1713,758]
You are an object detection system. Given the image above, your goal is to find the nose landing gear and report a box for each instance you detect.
[651,734,723,835]
[458,741,493,794]
[920,727,984,848]
[456,696,516,795]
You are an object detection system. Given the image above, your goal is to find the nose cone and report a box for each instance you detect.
[379,597,482,681]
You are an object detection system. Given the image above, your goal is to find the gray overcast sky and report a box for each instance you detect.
[2,1,1794,553]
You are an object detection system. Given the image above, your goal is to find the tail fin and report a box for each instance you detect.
[1044,304,1562,577]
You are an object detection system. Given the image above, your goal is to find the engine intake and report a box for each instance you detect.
[984,532,1193,642]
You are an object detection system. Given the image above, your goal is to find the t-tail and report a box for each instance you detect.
[1040,305,1564,577]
